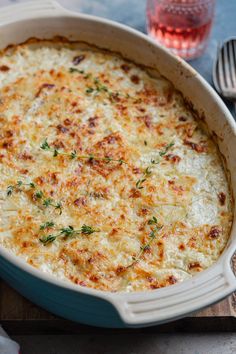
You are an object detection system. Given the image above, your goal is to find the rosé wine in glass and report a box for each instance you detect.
[146,0,215,60]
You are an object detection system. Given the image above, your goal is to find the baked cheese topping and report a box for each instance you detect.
[0,40,233,292]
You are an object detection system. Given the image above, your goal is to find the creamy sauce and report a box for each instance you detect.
[0,40,232,292]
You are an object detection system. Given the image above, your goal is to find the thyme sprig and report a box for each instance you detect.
[136,142,174,190]
[69,70,111,96]
[6,180,62,214]
[40,139,127,165]
[136,167,152,189]
[127,216,163,268]
[69,70,143,104]
[7,180,35,196]
[40,221,55,230]
[86,78,109,95]
[33,191,62,214]
[39,224,100,245]
[42,198,62,213]
[69,67,84,74]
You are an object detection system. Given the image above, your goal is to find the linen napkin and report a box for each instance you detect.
[0,325,20,354]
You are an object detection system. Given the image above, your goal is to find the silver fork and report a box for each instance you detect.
[213,38,236,115]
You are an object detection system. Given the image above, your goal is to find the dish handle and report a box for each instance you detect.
[110,253,236,326]
[0,0,68,24]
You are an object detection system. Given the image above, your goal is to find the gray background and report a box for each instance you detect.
[0,0,236,353]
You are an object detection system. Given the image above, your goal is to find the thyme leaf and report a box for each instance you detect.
[81,224,98,234]
[94,78,108,92]
[70,150,77,159]
[86,87,94,94]
[42,198,62,214]
[40,234,57,245]
[136,178,146,189]
[40,221,55,230]
[6,185,14,196]
[159,141,175,157]
[148,216,158,225]
[40,139,50,151]
[42,198,53,207]
[69,67,84,74]
[84,73,92,79]
[34,190,43,199]
[85,78,109,95]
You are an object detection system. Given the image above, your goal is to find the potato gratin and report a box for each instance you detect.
[0,40,233,292]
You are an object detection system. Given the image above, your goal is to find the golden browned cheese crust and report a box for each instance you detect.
[0,40,233,292]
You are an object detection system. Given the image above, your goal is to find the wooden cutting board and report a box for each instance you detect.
[1,279,236,335]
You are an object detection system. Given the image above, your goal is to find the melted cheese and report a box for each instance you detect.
[0,39,233,292]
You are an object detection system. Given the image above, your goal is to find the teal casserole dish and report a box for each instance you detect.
[0,0,235,328]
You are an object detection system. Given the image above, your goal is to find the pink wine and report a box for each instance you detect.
[146,0,215,59]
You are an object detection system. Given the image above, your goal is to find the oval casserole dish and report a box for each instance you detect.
[0,0,235,328]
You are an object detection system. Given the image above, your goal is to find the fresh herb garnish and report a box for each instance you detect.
[34,190,43,199]
[7,180,62,214]
[135,167,152,190]
[93,78,108,92]
[41,198,62,214]
[70,150,77,159]
[83,73,91,79]
[80,224,98,234]
[136,178,146,190]
[159,141,175,157]
[69,67,84,74]
[6,180,35,196]
[135,142,174,190]
[39,224,100,245]
[40,139,127,165]
[40,139,51,151]
[6,185,14,196]
[85,78,109,95]
[86,87,94,94]
[39,221,55,230]
[69,70,141,104]
[127,217,163,268]
[147,216,158,225]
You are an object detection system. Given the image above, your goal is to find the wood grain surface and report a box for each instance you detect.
[1,278,236,335]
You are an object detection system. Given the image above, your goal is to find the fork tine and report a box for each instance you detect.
[217,49,226,91]
[229,40,236,86]
[223,43,233,89]
[233,40,236,61]
[227,40,236,87]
